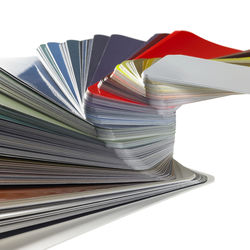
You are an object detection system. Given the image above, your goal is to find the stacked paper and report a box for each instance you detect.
[0,31,249,237]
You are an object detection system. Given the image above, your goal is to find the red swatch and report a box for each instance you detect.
[135,31,241,59]
[87,83,144,105]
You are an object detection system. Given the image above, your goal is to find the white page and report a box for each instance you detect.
[142,55,250,94]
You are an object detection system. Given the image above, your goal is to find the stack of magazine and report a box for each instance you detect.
[0,31,250,237]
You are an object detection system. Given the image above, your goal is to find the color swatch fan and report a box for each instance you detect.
[0,31,249,237]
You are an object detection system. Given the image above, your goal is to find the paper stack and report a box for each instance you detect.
[0,31,249,237]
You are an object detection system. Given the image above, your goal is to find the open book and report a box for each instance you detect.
[0,31,249,237]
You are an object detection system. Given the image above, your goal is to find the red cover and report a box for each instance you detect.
[135,30,241,59]
[87,83,143,105]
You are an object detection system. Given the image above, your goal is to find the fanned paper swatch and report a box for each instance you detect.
[0,30,249,237]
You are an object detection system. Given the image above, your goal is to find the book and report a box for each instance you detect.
[0,30,248,237]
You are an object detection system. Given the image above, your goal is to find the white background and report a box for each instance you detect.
[1,0,250,249]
